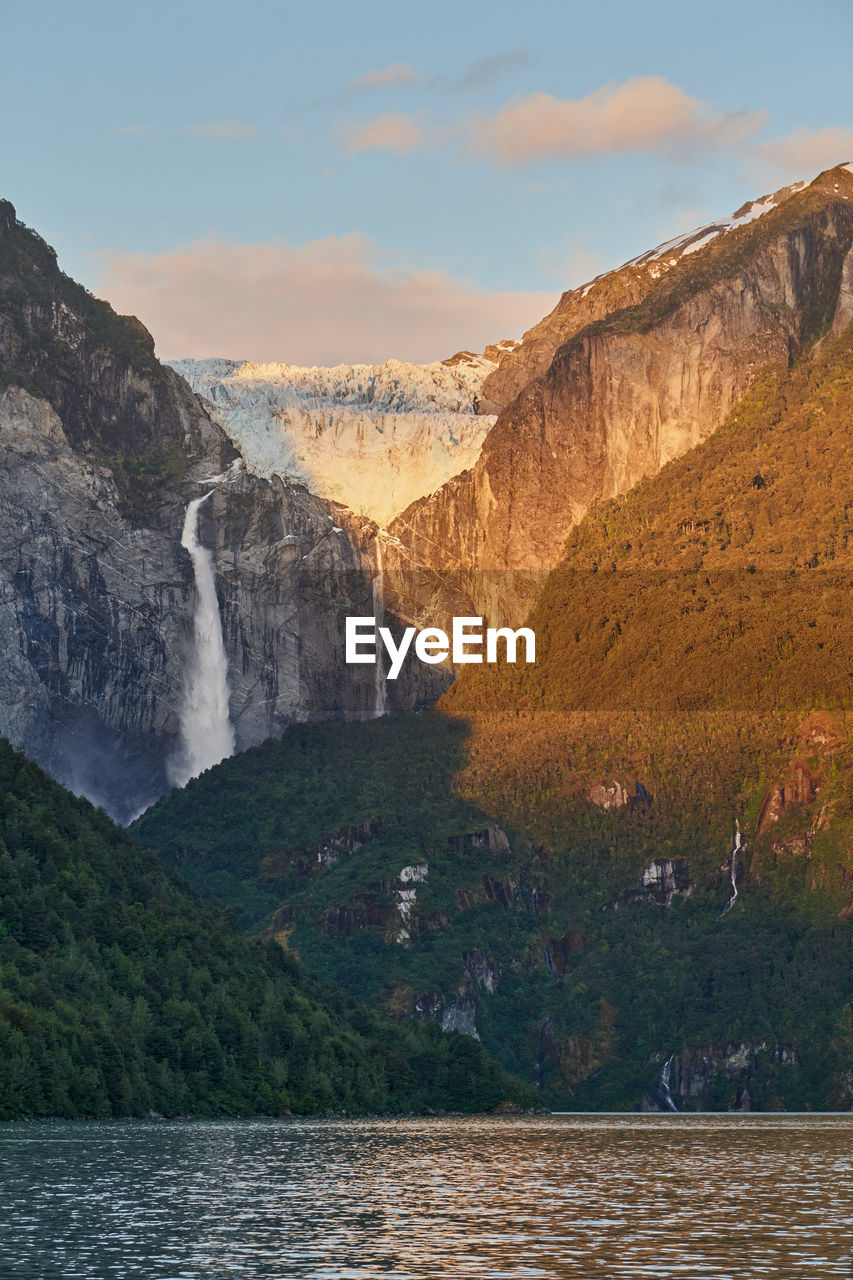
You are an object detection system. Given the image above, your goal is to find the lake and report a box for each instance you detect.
[0,1115,850,1278]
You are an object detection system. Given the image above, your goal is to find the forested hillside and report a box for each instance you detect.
[0,739,533,1118]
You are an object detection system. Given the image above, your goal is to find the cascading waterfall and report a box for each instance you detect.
[719,819,742,918]
[169,490,236,786]
[372,534,389,718]
[659,1055,679,1112]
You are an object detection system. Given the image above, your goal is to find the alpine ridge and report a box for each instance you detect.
[386,166,853,626]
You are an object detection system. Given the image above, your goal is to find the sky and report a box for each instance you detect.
[3,0,853,364]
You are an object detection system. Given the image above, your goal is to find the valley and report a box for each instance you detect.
[3,168,853,1114]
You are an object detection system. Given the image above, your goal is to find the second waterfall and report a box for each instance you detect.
[170,491,236,787]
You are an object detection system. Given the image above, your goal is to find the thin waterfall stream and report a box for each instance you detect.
[719,819,742,918]
[659,1055,679,1112]
[372,534,389,718]
[170,490,236,786]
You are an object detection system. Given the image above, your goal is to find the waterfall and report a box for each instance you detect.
[372,534,389,718]
[169,491,236,787]
[659,1055,679,1112]
[719,819,741,917]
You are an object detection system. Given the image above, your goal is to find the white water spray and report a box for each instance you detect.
[170,491,235,786]
[372,534,389,718]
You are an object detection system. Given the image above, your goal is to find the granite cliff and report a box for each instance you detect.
[0,200,391,821]
[387,166,853,625]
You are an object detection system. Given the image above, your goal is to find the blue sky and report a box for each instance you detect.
[3,0,853,363]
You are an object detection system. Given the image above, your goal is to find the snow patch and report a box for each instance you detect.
[616,180,809,276]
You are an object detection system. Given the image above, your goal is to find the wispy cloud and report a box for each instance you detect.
[183,121,257,141]
[751,126,853,181]
[337,77,764,165]
[468,77,765,165]
[342,112,425,154]
[341,62,420,96]
[435,50,534,92]
[338,52,530,100]
[94,233,555,366]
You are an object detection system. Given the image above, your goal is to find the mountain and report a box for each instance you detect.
[480,181,809,411]
[0,199,420,821]
[6,172,853,820]
[387,166,853,625]
[170,348,513,527]
[0,736,532,1118]
[134,315,853,1111]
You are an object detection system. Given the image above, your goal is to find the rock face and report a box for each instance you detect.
[610,859,694,909]
[645,1042,799,1112]
[388,167,853,624]
[0,200,392,820]
[170,351,499,528]
[481,182,808,410]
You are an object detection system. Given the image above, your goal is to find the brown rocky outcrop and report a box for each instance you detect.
[541,999,616,1092]
[756,761,819,833]
[755,712,842,837]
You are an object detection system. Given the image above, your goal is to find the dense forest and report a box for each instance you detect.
[0,739,534,1118]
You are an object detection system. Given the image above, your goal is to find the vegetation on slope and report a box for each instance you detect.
[135,328,853,1111]
[445,328,853,863]
[0,738,533,1119]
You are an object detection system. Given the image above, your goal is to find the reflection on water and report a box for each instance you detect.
[0,1114,851,1278]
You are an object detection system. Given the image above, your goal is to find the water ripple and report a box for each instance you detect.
[0,1115,851,1278]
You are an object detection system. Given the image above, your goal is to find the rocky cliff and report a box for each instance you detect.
[480,181,809,410]
[388,166,853,624]
[0,200,395,821]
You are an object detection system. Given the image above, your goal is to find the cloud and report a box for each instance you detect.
[183,121,257,141]
[342,62,419,95]
[468,77,765,165]
[428,50,534,92]
[752,126,853,181]
[117,124,152,136]
[93,234,555,366]
[451,50,534,92]
[343,112,424,154]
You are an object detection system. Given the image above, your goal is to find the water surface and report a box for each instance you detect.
[1,1114,850,1278]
